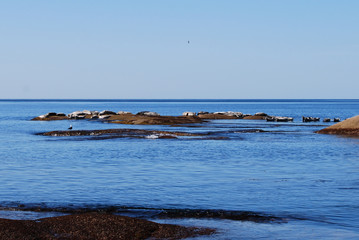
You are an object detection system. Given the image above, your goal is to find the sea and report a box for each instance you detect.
[0,99,358,239]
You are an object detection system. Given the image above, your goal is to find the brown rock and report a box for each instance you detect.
[243,115,266,120]
[316,115,359,136]
[32,116,69,121]
[197,114,239,119]
[107,115,204,125]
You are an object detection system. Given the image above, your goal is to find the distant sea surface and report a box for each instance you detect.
[0,99,358,239]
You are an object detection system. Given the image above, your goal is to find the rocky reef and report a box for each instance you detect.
[32,110,297,124]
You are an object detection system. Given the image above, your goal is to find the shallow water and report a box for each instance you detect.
[0,99,358,238]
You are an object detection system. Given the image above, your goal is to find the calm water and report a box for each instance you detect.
[0,99,358,239]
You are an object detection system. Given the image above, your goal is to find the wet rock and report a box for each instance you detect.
[323,118,331,122]
[157,209,283,223]
[333,118,341,122]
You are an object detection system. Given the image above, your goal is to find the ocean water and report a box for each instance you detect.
[0,99,358,239]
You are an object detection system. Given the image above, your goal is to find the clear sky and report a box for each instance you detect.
[0,0,358,99]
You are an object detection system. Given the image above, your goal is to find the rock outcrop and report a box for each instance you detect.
[316,115,359,136]
[108,115,204,125]
[33,112,68,121]
[0,213,214,240]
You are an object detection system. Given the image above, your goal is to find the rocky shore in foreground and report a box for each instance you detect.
[0,204,287,240]
[0,212,214,240]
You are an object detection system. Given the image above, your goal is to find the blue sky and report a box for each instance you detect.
[0,0,358,99]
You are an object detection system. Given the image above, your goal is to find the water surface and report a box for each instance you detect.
[0,99,358,239]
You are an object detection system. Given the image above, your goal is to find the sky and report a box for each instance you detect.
[0,0,358,99]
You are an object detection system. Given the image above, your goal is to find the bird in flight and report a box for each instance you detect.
[188,40,190,44]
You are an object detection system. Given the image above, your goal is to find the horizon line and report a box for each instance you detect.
[0,98,358,102]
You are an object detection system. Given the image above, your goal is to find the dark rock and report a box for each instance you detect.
[0,213,215,240]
